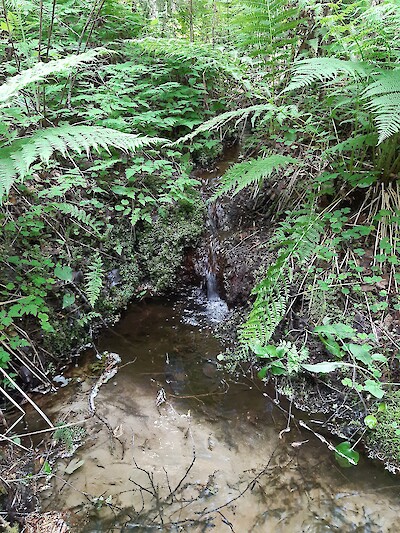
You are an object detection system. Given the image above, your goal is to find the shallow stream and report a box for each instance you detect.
[19,145,400,532]
[26,290,400,532]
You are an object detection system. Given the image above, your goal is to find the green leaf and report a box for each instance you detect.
[62,293,76,309]
[371,354,387,364]
[270,361,287,375]
[364,415,378,429]
[363,380,385,399]
[257,366,268,380]
[341,377,353,387]
[302,361,342,373]
[314,322,355,339]
[335,442,359,468]
[346,343,373,366]
[0,348,10,365]
[43,460,52,475]
[321,336,343,358]
[54,264,73,282]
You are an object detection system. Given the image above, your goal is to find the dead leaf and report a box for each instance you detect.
[64,458,85,475]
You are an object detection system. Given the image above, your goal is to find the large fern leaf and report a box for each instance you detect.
[172,104,277,145]
[0,50,105,106]
[234,0,303,65]
[285,58,372,92]
[212,154,297,199]
[85,255,104,307]
[363,70,400,143]
[239,214,323,354]
[0,126,163,200]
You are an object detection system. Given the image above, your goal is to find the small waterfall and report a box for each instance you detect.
[203,199,228,320]
[184,144,241,325]
[205,227,220,301]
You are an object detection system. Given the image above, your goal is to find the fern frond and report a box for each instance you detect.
[133,38,243,80]
[53,203,102,234]
[363,70,400,143]
[238,213,323,354]
[85,255,104,308]
[286,58,372,92]
[212,154,297,199]
[0,50,105,106]
[234,0,303,67]
[172,104,276,145]
[325,133,378,154]
[239,290,287,347]
[0,126,163,201]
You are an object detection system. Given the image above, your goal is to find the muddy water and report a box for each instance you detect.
[33,292,400,532]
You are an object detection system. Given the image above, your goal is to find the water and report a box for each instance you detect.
[31,293,400,532]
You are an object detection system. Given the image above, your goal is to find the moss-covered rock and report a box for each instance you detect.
[366,392,400,472]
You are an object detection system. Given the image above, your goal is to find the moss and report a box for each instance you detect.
[366,391,400,467]
[138,201,204,292]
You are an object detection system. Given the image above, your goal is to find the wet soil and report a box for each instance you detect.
[24,293,400,532]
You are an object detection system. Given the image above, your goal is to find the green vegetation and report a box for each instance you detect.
[0,0,399,487]
[367,393,400,468]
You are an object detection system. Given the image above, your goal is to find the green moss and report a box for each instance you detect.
[138,201,204,292]
[43,200,204,358]
[366,391,400,466]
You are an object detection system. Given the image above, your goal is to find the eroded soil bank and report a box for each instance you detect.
[20,293,400,532]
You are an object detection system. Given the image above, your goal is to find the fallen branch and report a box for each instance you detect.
[88,351,121,415]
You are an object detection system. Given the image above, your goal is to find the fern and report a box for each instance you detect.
[286,58,372,92]
[287,60,400,144]
[212,154,297,199]
[133,38,243,80]
[324,133,378,155]
[0,50,105,106]
[85,255,104,308]
[0,126,163,200]
[233,0,303,73]
[172,104,276,145]
[238,213,323,354]
[363,70,400,143]
[239,259,288,348]
[53,203,102,235]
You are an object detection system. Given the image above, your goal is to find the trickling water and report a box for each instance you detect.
[196,146,241,320]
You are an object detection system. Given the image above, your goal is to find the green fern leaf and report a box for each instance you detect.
[0,49,106,106]
[212,154,297,199]
[286,58,372,92]
[133,38,243,80]
[85,255,104,308]
[53,203,102,234]
[363,70,400,143]
[238,214,323,354]
[172,104,277,146]
[324,133,378,155]
[0,126,163,201]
